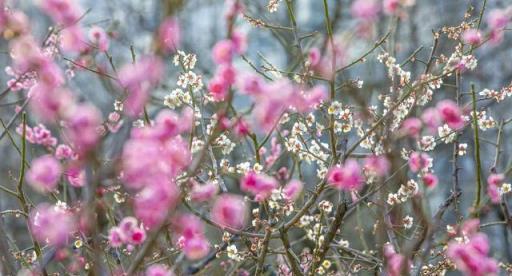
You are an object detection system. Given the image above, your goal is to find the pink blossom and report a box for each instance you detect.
[212,39,234,65]
[134,182,180,229]
[28,85,72,122]
[308,48,321,66]
[225,0,245,20]
[447,233,498,276]
[60,26,88,53]
[436,100,464,130]
[146,264,174,276]
[383,243,410,276]
[29,203,76,247]
[233,117,250,137]
[88,26,109,52]
[293,85,328,113]
[27,155,62,193]
[172,214,210,260]
[108,227,124,248]
[65,165,85,187]
[37,0,82,26]
[118,56,164,117]
[237,73,265,95]
[408,152,430,173]
[327,159,364,191]
[351,0,380,21]
[420,107,442,133]
[383,0,400,14]
[487,173,505,203]
[283,180,303,202]
[487,9,509,30]
[55,144,75,159]
[400,117,422,137]
[231,30,247,54]
[190,180,219,202]
[364,155,391,177]
[63,103,102,153]
[422,173,438,188]
[462,29,482,45]
[240,171,279,200]
[208,77,229,101]
[17,123,57,147]
[158,17,181,53]
[211,194,248,230]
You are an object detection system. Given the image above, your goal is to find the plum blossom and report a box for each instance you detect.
[282,180,303,202]
[27,155,62,193]
[351,0,380,21]
[172,214,210,260]
[30,203,76,246]
[487,173,505,203]
[364,155,391,177]
[158,17,181,53]
[408,152,430,173]
[241,171,279,200]
[190,180,219,202]
[327,159,364,191]
[383,243,410,275]
[62,103,102,153]
[447,229,498,276]
[422,173,438,188]
[462,29,482,45]
[211,194,248,230]
[146,265,174,276]
[436,100,464,130]
[88,26,109,52]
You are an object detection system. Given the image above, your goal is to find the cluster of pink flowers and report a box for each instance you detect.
[189,180,219,202]
[237,74,327,132]
[29,203,76,247]
[157,17,181,53]
[121,108,192,228]
[108,217,146,248]
[241,171,279,201]
[327,159,364,191]
[447,219,498,276]
[401,99,464,136]
[363,155,391,177]
[16,123,57,147]
[308,42,346,79]
[146,264,174,276]
[282,179,304,202]
[172,214,210,260]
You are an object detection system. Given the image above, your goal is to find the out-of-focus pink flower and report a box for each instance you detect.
[88,26,109,52]
[146,264,174,276]
[172,214,210,260]
[55,144,75,160]
[241,171,279,200]
[225,0,245,20]
[293,85,327,113]
[28,85,72,122]
[400,117,422,137]
[283,180,303,202]
[383,0,400,14]
[447,232,498,276]
[60,26,87,53]
[29,203,76,247]
[63,103,102,153]
[420,107,442,133]
[108,227,123,248]
[327,159,364,191]
[37,0,82,26]
[158,17,181,53]
[383,243,410,276]
[436,100,464,130]
[212,39,235,65]
[422,173,438,188]
[233,117,250,137]
[27,155,62,193]
[134,183,180,229]
[208,77,229,101]
[408,152,430,173]
[237,73,265,95]
[351,0,380,21]
[308,48,321,66]
[487,9,509,30]
[364,155,391,177]
[118,56,164,117]
[462,29,482,45]
[461,219,480,237]
[211,194,248,230]
[66,165,85,187]
[4,11,31,36]
[487,173,505,203]
[231,30,247,54]
[190,180,219,202]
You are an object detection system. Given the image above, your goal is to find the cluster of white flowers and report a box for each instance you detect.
[458,143,468,156]
[466,111,496,131]
[177,71,204,92]
[267,0,282,13]
[173,50,197,70]
[227,244,243,261]
[215,134,236,155]
[387,180,419,206]
[418,136,436,151]
[444,53,478,74]
[402,215,414,229]
[480,85,512,102]
[438,124,457,144]
[163,88,192,109]
[377,52,411,87]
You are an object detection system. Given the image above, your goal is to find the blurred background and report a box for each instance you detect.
[1,0,512,274]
